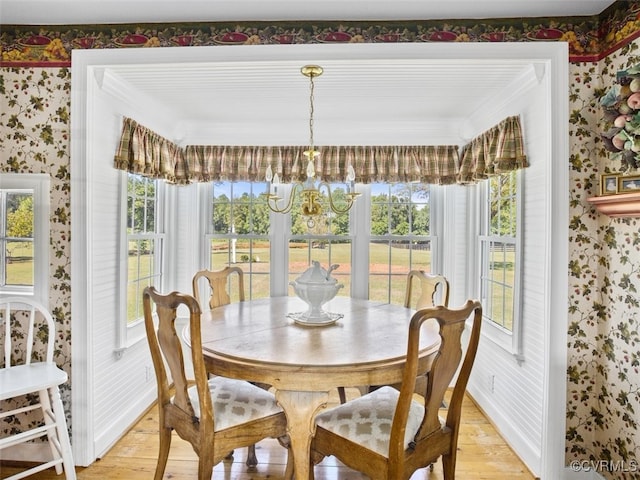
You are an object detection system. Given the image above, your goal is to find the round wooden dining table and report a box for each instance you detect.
[192,295,440,479]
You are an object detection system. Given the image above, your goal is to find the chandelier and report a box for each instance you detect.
[265,65,360,229]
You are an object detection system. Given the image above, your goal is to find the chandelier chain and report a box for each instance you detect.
[309,73,315,150]
[264,64,360,228]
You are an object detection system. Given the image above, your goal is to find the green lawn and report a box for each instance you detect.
[4,242,34,286]
[209,240,432,304]
[126,241,513,330]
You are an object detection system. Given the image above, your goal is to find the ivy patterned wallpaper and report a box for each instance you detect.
[0,68,73,427]
[568,40,640,478]
[1,4,640,475]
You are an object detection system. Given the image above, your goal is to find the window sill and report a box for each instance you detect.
[588,192,640,218]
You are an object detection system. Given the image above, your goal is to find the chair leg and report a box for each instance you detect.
[198,453,215,480]
[48,387,77,480]
[39,389,63,475]
[442,452,456,479]
[246,444,258,467]
[284,448,295,480]
[337,387,347,404]
[155,426,172,480]
[308,454,316,480]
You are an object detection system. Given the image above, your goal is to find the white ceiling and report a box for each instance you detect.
[93,43,547,147]
[6,0,614,147]
[0,0,616,24]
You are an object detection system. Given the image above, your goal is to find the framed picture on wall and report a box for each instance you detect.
[601,173,620,195]
[618,174,640,193]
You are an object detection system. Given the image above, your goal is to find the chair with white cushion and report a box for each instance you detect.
[310,300,482,480]
[142,286,293,480]
[0,297,76,480]
[191,266,265,466]
[337,270,450,404]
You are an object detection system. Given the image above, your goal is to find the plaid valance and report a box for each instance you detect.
[458,115,529,184]
[114,117,184,183]
[114,115,527,185]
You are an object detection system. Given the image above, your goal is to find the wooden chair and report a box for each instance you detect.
[404,270,450,310]
[192,266,245,310]
[337,270,450,404]
[191,266,264,466]
[0,297,76,480]
[310,300,482,480]
[142,286,293,480]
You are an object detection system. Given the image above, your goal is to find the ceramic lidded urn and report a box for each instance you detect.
[289,261,344,323]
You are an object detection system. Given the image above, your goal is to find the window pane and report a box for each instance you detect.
[481,239,515,330]
[127,174,156,234]
[212,182,269,235]
[5,240,34,286]
[288,239,351,297]
[127,238,158,323]
[6,193,33,238]
[2,192,35,288]
[208,238,270,299]
[369,238,432,305]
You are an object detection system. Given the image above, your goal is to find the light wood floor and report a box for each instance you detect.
[1,389,535,479]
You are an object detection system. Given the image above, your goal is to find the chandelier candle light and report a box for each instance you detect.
[265,65,360,229]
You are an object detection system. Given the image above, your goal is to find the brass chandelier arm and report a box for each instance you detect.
[264,183,304,214]
[317,182,362,215]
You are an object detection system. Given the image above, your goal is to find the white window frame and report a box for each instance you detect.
[478,170,524,359]
[0,173,50,305]
[202,181,439,303]
[116,172,165,354]
[200,181,271,301]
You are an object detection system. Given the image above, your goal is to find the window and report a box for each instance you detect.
[205,181,270,300]
[479,170,523,356]
[203,181,435,304]
[0,173,49,303]
[369,183,434,305]
[123,173,164,327]
[289,182,352,295]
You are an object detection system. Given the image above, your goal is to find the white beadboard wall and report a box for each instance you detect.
[83,71,179,460]
[462,66,550,476]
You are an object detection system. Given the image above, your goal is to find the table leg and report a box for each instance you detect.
[275,390,329,480]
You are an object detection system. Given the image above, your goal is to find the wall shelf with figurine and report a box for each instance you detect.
[597,60,640,218]
[588,191,640,218]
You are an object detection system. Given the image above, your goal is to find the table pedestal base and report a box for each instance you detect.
[275,390,329,480]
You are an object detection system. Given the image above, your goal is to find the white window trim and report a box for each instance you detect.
[0,173,50,306]
[115,172,166,356]
[477,171,524,361]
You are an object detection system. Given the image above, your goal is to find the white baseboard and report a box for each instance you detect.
[93,385,157,459]
[564,466,605,480]
[466,385,541,476]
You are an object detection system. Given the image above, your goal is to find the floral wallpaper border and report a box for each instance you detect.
[1,1,640,67]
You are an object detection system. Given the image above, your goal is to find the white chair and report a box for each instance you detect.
[0,297,76,480]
